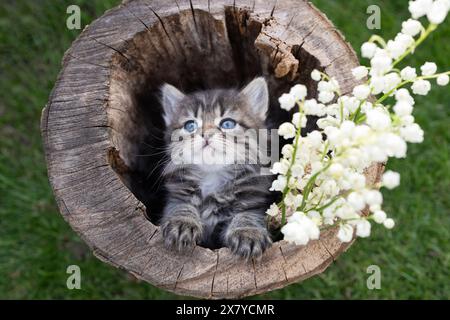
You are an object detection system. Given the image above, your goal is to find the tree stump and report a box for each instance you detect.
[41,0,383,299]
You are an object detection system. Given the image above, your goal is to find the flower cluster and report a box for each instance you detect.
[267,0,449,245]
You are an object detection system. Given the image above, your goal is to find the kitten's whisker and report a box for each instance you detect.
[139,144,169,152]
[151,160,177,191]
[140,129,166,142]
[142,143,169,150]
[146,156,170,180]
[134,150,169,157]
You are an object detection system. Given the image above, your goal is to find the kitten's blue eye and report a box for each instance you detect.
[183,120,198,133]
[220,118,236,130]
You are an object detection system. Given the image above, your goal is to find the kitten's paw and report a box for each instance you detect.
[225,227,272,260]
[161,215,203,251]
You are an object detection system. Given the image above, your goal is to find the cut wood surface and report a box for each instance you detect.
[41,0,383,298]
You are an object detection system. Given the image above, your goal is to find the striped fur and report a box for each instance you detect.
[159,78,273,259]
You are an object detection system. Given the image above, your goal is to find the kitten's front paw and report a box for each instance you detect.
[225,227,272,260]
[162,215,203,251]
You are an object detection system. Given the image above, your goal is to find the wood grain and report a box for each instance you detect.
[41,0,382,299]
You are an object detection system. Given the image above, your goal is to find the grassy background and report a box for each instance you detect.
[0,0,448,299]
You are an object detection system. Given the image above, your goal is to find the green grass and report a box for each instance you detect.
[0,0,448,299]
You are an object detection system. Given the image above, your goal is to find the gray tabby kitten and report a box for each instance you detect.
[159,78,273,259]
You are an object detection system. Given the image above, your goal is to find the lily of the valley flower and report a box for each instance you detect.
[268,1,449,246]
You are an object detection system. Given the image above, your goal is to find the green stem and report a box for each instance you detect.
[367,24,438,106]
[392,24,437,69]
[298,163,332,212]
[368,35,387,48]
[352,98,367,122]
[313,190,352,212]
[280,102,304,225]
[321,142,330,160]
[375,71,450,105]
[375,80,410,104]
[339,99,344,123]
[421,71,450,79]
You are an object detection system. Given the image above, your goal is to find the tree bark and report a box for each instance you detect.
[41,0,382,299]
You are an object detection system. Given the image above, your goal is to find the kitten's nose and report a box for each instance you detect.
[202,128,214,147]
[202,127,215,139]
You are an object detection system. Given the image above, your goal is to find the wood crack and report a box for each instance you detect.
[142,229,161,274]
[148,228,159,242]
[270,0,277,17]
[131,228,160,276]
[82,124,111,129]
[124,5,165,60]
[59,197,71,216]
[174,264,185,290]
[66,53,109,69]
[281,264,289,282]
[300,22,320,45]
[124,5,150,30]
[173,0,181,13]
[173,245,196,290]
[279,246,287,264]
[251,258,258,289]
[91,37,131,63]
[110,231,142,263]
[301,262,307,274]
[319,240,335,261]
[285,12,297,32]
[323,52,348,68]
[139,229,159,265]
[278,246,289,282]
[209,250,220,298]
[189,0,198,32]
[145,4,178,53]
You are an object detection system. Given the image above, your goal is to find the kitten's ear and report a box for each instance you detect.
[240,77,269,120]
[161,83,185,125]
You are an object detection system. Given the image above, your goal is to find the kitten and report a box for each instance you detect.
[159,78,273,259]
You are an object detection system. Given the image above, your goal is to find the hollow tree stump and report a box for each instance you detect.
[41,0,383,299]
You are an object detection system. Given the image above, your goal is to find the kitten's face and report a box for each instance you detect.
[161,78,269,166]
